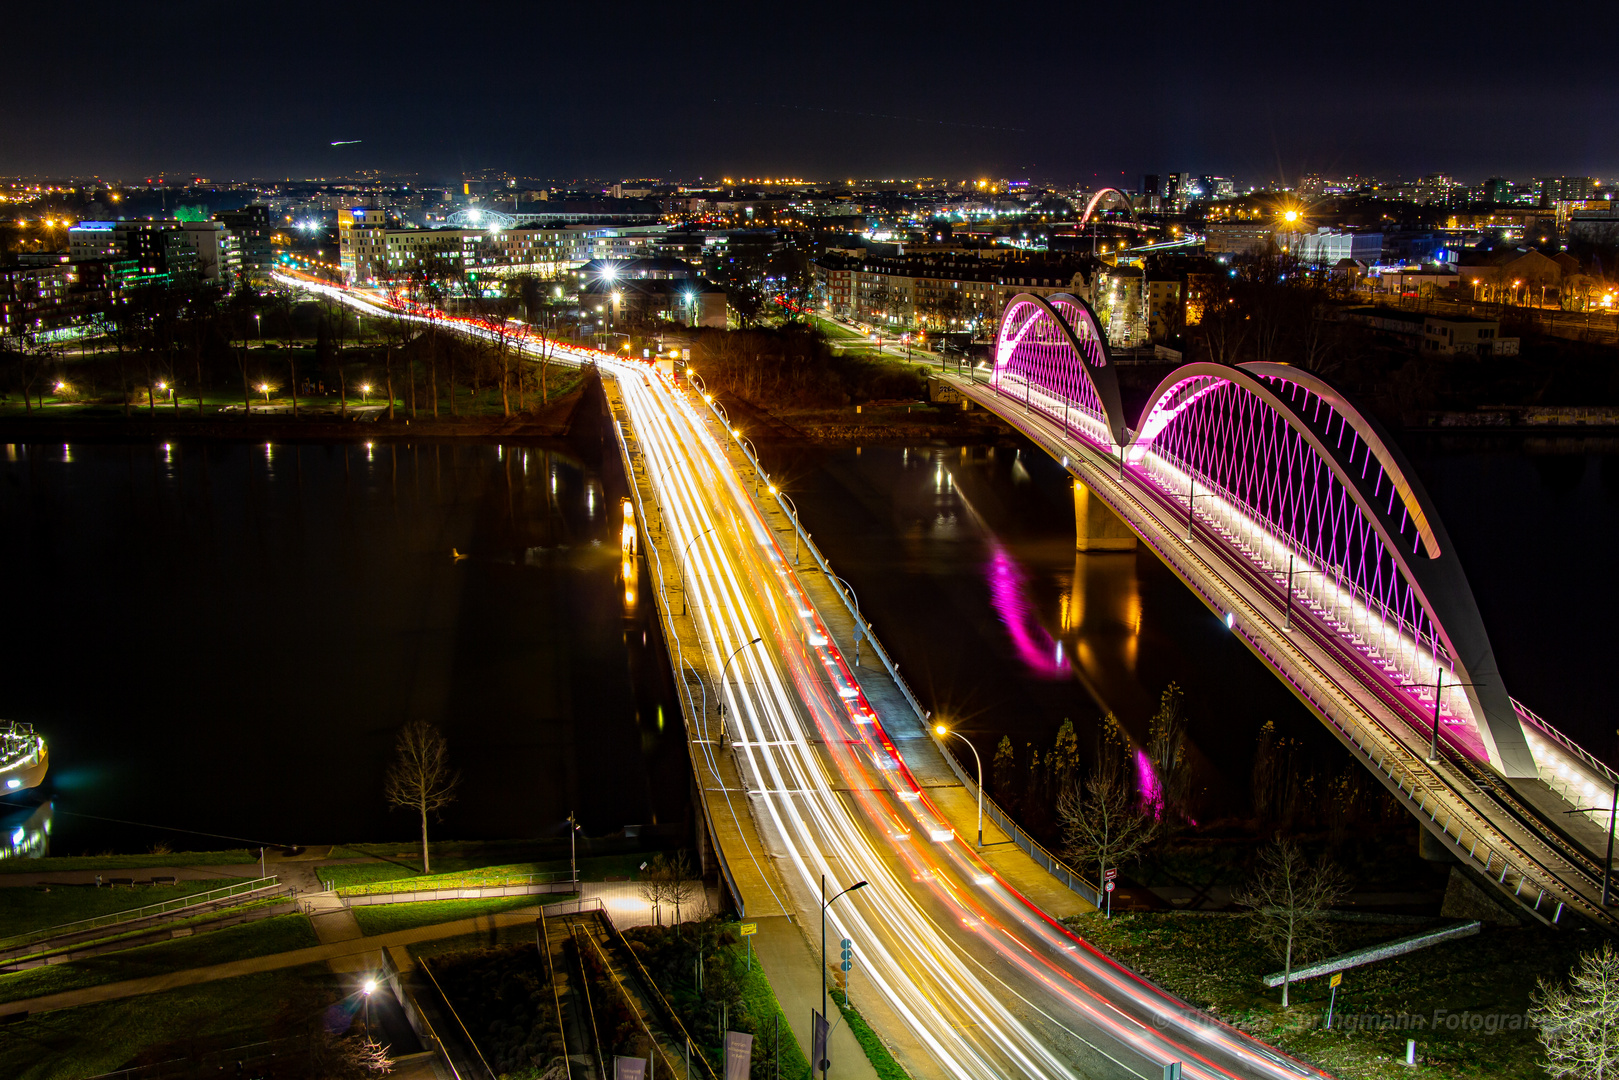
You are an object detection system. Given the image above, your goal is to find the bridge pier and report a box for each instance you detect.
[1074,479,1137,552]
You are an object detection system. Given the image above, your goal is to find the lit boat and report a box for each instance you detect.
[0,723,48,793]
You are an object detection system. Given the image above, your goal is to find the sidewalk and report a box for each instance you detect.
[0,881,666,1018]
[751,917,878,1080]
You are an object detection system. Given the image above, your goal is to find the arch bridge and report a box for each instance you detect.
[953,291,1619,927]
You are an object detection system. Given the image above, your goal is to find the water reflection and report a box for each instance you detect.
[0,802,52,862]
[0,441,686,852]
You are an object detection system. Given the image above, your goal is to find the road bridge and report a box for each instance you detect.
[943,291,1619,928]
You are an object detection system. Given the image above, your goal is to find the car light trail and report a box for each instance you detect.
[279,271,1332,1080]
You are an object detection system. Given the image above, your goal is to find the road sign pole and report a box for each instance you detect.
[1327,972,1342,1029]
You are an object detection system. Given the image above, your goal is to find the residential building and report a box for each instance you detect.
[1277,228,1383,265]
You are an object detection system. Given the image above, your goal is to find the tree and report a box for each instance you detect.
[384,719,460,874]
[665,850,700,929]
[1232,837,1348,1006]
[1057,713,1158,900]
[1145,683,1190,824]
[1531,940,1619,1080]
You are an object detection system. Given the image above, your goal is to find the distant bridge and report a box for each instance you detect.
[942,292,1619,928]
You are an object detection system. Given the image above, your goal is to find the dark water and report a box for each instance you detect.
[0,438,686,855]
[1402,435,1619,758]
[767,432,1619,818]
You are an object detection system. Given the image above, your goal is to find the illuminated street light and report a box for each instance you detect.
[258,383,271,404]
[360,383,371,403]
[935,724,984,848]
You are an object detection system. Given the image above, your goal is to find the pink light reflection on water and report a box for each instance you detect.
[986,544,1069,680]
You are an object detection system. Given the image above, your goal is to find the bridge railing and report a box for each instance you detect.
[605,377,764,920]
[693,387,1108,911]
[959,375,1594,926]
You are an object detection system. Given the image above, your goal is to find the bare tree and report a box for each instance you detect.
[665,850,700,930]
[1057,714,1158,901]
[637,854,672,925]
[1531,940,1619,1080]
[384,719,460,874]
[1233,837,1348,1006]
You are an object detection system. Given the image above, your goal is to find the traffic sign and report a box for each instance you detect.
[1103,867,1118,881]
[739,923,758,937]
[1330,972,1343,988]
[1104,881,1115,893]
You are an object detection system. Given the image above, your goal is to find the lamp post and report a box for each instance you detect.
[360,383,371,404]
[567,811,580,884]
[935,725,984,848]
[1282,553,1327,632]
[831,575,861,666]
[780,492,802,564]
[362,978,376,1039]
[820,875,868,1078]
[1426,671,1480,764]
[1564,780,1618,907]
[717,638,764,742]
[678,527,715,614]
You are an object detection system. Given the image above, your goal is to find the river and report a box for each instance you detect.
[0,437,686,856]
[1,426,1611,858]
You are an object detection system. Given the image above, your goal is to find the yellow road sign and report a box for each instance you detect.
[1329,973,1343,988]
[740,922,758,937]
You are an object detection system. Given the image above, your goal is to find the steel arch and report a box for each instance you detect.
[1078,188,1137,230]
[992,292,1128,448]
[1129,361,1534,778]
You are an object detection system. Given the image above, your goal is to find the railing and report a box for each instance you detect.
[929,739,1103,909]
[0,876,281,951]
[420,957,500,1080]
[1516,697,1619,790]
[597,906,718,1080]
[342,879,579,907]
[327,869,572,894]
[961,376,1597,926]
[604,375,772,919]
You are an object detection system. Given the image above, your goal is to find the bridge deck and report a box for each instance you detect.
[947,370,1616,930]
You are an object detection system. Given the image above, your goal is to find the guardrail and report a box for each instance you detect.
[326,869,573,894]
[965,382,1587,925]
[0,876,281,951]
[927,741,1104,910]
[342,880,579,907]
[694,384,1108,912]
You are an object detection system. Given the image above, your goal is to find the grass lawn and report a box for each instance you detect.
[830,986,909,1080]
[0,964,334,1080]
[0,912,318,1005]
[1067,910,1591,1079]
[0,849,255,876]
[324,847,649,893]
[351,895,556,936]
[0,877,252,940]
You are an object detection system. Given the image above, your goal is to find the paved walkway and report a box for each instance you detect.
[752,916,879,1080]
[0,881,670,1018]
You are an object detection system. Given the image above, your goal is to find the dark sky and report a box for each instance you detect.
[5,1,1617,186]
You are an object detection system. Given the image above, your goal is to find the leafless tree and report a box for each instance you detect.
[1232,837,1348,1006]
[1057,715,1159,900]
[1531,940,1619,1080]
[384,719,460,874]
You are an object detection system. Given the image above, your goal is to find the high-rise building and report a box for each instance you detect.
[1536,176,1597,203]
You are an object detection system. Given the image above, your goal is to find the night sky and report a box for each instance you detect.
[5,1,1617,184]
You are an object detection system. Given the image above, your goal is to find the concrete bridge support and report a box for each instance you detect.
[1074,479,1137,552]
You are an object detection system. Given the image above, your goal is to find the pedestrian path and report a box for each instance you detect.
[0,881,666,1018]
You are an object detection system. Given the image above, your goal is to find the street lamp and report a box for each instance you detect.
[820,875,868,1077]
[360,383,371,403]
[254,312,262,341]
[678,527,715,615]
[362,978,377,1039]
[935,724,984,848]
[831,575,862,666]
[258,383,271,405]
[717,637,764,742]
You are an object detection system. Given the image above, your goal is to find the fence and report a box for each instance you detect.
[340,879,579,907]
[927,740,1103,909]
[0,876,282,953]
